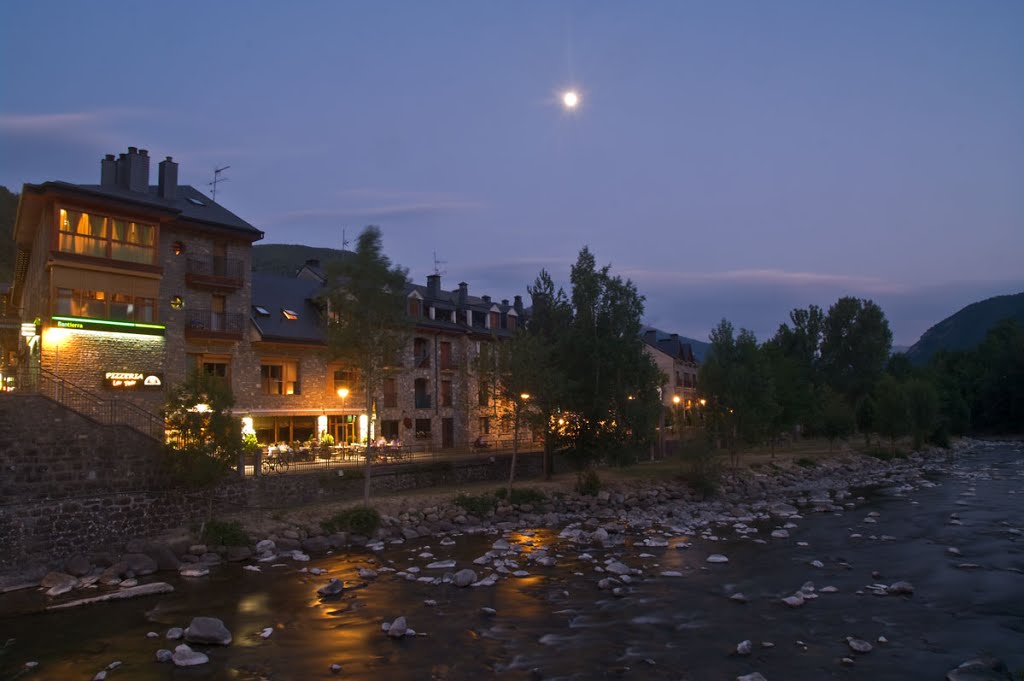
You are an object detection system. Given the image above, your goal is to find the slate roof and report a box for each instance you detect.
[642,327,697,364]
[250,273,326,344]
[23,181,263,239]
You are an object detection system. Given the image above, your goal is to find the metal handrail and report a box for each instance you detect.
[18,366,165,441]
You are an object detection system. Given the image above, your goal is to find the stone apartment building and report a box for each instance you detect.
[10,146,522,449]
[642,328,700,424]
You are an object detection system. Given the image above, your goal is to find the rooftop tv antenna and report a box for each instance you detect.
[341,228,350,251]
[208,165,230,201]
[432,251,447,277]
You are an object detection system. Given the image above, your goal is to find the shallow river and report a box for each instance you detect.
[1,443,1022,681]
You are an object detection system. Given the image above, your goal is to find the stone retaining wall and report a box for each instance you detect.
[0,395,567,572]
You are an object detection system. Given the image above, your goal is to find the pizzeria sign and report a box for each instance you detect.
[103,372,163,390]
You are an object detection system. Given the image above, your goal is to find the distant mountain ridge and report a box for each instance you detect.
[252,243,351,276]
[907,292,1024,365]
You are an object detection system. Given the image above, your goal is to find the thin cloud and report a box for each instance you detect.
[0,108,151,133]
[624,268,908,295]
[263,194,482,226]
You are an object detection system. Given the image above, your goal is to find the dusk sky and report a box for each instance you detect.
[2,1,1022,346]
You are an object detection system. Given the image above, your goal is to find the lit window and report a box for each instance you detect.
[282,309,298,320]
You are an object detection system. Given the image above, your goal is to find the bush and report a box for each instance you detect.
[575,469,602,496]
[164,447,231,489]
[795,457,817,468]
[202,519,249,547]
[495,487,547,506]
[676,441,721,499]
[321,507,381,536]
[454,492,496,517]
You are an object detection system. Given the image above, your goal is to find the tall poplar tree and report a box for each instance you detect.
[324,226,410,505]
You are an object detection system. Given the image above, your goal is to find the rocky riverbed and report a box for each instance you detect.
[1,439,1021,680]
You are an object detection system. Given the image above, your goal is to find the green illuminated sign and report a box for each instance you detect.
[51,316,166,337]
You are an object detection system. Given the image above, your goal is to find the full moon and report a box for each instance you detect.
[562,90,580,109]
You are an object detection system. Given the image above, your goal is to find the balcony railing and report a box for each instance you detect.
[184,309,245,338]
[186,256,244,289]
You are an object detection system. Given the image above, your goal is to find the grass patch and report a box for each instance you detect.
[454,492,497,517]
[321,507,381,536]
[575,469,602,496]
[201,519,249,547]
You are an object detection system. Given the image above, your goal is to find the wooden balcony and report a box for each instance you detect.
[186,256,244,290]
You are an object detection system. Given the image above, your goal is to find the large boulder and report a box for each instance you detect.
[946,657,1014,681]
[122,553,158,576]
[184,617,232,646]
[301,536,331,554]
[64,555,93,577]
[145,544,182,571]
[225,546,252,562]
[452,569,477,588]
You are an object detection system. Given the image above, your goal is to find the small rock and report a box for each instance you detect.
[155,649,172,662]
[706,554,729,564]
[736,639,753,655]
[387,616,408,638]
[782,595,805,608]
[166,627,184,640]
[318,578,345,598]
[736,673,768,681]
[330,663,343,673]
[886,581,914,596]
[847,637,873,653]
[184,616,232,646]
[260,627,273,639]
[171,644,209,667]
[730,593,748,604]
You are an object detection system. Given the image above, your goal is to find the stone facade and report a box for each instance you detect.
[10,147,523,452]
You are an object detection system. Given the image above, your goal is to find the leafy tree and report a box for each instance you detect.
[821,389,855,453]
[559,248,662,468]
[475,331,551,495]
[905,377,939,449]
[856,394,877,447]
[523,270,573,478]
[928,349,976,436]
[820,297,893,406]
[324,226,411,505]
[699,320,777,465]
[972,319,1024,432]
[873,375,908,455]
[164,370,241,486]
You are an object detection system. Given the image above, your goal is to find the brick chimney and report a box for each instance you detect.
[427,273,441,298]
[457,282,468,308]
[482,295,491,305]
[100,154,117,186]
[514,295,524,315]
[114,147,151,193]
[158,156,178,200]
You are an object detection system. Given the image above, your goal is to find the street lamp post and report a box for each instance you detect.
[509,392,530,496]
[337,387,349,443]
